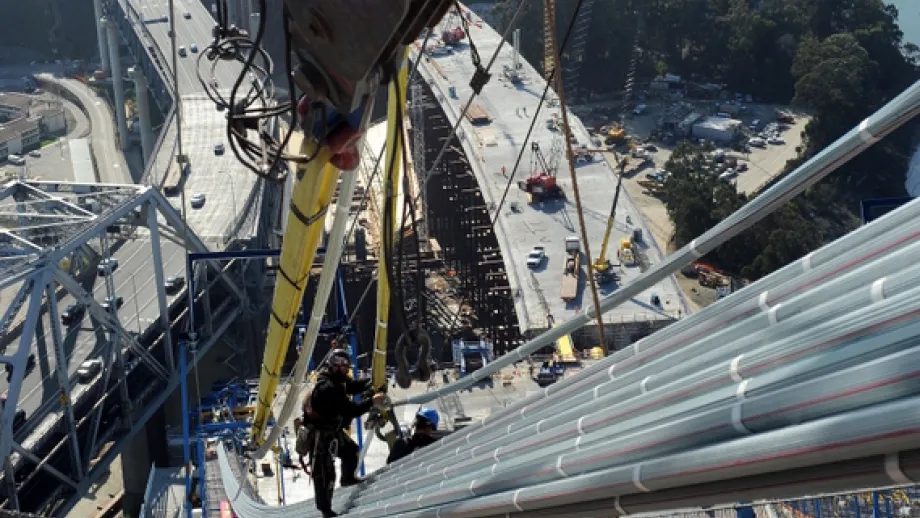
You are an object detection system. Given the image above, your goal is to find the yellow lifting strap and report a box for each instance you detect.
[250,135,341,445]
[370,49,410,392]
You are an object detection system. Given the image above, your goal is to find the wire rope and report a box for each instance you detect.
[545,0,608,352]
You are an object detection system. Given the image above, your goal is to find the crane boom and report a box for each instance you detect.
[592,168,624,283]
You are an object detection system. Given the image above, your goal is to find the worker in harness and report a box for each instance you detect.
[304,349,384,518]
[386,407,440,464]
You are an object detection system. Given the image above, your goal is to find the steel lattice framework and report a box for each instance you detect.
[0,180,246,515]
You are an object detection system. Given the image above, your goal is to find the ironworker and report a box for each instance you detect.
[386,407,440,464]
[303,349,384,518]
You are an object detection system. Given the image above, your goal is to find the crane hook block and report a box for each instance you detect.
[395,327,433,389]
[284,0,453,117]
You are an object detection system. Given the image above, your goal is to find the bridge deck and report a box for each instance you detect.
[416,10,689,333]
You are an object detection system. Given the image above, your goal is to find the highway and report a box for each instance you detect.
[36,74,132,184]
[132,0,244,94]
[0,235,188,431]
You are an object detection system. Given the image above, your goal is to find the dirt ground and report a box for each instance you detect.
[592,100,811,312]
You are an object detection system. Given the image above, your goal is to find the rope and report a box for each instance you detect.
[545,0,608,352]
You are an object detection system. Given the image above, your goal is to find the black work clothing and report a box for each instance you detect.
[307,374,373,432]
[310,429,360,516]
[386,432,437,464]
[306,373,373,517]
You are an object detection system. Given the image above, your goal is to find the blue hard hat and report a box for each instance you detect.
[415,407,439,429]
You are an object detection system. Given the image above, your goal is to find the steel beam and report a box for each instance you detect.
[0,278,45,481]
[41,271,84,480]
[56,305,243,518]
[0,278,32,338]
[100,231,134,428]
[51,268,170,382]
[156,197,247,303]
[148,203,175,372]
[0,231,42,252]
[84,282,129,467]
[10,442,78,489]
[13,182,96,217]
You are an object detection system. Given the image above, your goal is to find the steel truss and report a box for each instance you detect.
[0,180,245,515]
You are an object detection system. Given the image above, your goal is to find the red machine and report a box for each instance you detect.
[442,26,465,46]
[518,142,564,202]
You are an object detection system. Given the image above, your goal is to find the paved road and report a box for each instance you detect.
[36,74,132,184]
[1,236,187,423]
[132,0,243,94]
[62,97,91,139]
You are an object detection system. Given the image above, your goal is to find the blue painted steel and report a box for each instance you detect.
[198,435,208,518]
[814,499,821,518]
[854,496,861,518]
[860,197,913,224]
[885,493,892,518]
[735,504,754,518]
[873,492,881,518]
[180,342,193,518]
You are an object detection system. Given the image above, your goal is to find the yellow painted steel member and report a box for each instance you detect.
[250,135,341,444]
[370,50,410,391]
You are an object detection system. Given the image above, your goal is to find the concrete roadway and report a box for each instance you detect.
[36,74,132,184]
[1,236,187,427]
[132,0,243,94]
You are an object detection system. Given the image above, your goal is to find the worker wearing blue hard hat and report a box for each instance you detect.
[386,407,440,464]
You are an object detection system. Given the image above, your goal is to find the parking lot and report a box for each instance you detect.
[0,138,75,182]
[583,98,811,311]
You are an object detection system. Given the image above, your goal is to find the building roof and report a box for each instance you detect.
[0,92,32,111]
[693,116,742,132]
[0,116,40,144]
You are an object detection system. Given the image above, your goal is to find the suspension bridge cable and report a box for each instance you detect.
[394,79,920,406]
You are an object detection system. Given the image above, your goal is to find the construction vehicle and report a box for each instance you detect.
[451,338,495,392]
[605,124,626,145]
[637,178,665,196]
[519,142,564,202]
[442,26,465,46]
[561,236,581,302]
[619,237,636,267]
[592,170,625,284]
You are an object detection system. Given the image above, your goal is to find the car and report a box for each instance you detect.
[768,136,785,145]
[214,142,225,155]
[178,45,187,57]
[526,246,546,269]
[184,11,191,18]
[61,303,85,326]
[101,295,124,311]
[77,358,104,383]
[5,354,35,382]
[190,43,198,53]
[165,276,186,293]
[28,150,40,158]
[97,257,119,277]
[190,193,206,209]
[8,154,24,165]
[12,408,26,431]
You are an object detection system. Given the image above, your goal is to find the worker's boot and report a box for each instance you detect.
[321,510,339,518]
[340,474,365,487]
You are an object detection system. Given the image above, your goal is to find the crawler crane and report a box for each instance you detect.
[592,159,626,284]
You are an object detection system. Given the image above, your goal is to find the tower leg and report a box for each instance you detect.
[130,67,155,162]
[93,0,110,74]
[103,17,130,151]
